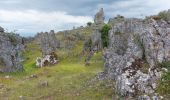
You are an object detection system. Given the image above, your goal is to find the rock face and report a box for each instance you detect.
[94,8,104,25]
[36,30,59,67]
[103,18,170,98]
[0,26,4,32]
[0,27,24,72]
[36,30,59,55]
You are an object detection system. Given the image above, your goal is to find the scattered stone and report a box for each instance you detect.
[30,74,38,78]
[38,81,49,87]
[4,75,11,79]
[19,95,24,100]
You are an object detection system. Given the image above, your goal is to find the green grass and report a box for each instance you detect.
[0,41,114,100]
[156,61,170,98]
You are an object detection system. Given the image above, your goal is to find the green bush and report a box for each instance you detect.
[101,24,111,48]
[158,61,170,70]
[156,61,170,96]
[158,11,167,20]
[87,22,92,27]
[157,72,170,95]
[158,10,169,21]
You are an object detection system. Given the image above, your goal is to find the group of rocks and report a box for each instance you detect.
[35,30,59,67]
[83,8,170,99]
[0,7,170,100]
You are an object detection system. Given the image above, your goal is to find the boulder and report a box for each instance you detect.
[38,80,48,87]
[36,52,59,68]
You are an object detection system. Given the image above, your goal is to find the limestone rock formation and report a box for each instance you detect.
[94,8,104,25]
[36,30,59,55]
[0,27,24,72]
[36,30,59,67]
[84,8,105,65]
[102,18,170,98]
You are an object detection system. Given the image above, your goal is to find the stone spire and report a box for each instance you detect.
[94,8,105,25]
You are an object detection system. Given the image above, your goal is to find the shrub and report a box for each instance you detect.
[158,61,170,70]
[158,10,169,21]
[157,71,170,95]
[87,22,92,27]
[156,61,170,96]
[101,24,111,48]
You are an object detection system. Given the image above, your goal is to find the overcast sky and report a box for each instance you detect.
[0,0,170,37]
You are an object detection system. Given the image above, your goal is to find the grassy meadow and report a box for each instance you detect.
[0,41,115,100]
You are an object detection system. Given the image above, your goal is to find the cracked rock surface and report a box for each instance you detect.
[103,18,170,98]
[0,27,24,72]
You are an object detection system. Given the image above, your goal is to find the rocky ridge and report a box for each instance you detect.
[102,17,170,99]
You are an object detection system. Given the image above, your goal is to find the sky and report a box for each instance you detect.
[0,0,170,37]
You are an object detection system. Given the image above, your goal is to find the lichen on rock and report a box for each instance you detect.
[0,26,24,72]
[102,17,170,98]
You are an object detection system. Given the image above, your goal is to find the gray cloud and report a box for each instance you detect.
[0,0,169,36]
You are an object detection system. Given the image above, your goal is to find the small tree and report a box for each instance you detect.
[87,22,92,27]
[101,24,111,48]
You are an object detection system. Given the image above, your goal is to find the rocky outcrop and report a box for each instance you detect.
[0,27,24,72]
[103,18,170,98]
[36,30,59,55]
[94,8,104,25]
[36,30,59,67]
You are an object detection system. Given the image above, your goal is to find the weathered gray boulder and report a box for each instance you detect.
[103,18,170,98]
[0,27,24,72]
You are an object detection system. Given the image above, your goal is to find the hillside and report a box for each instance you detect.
[0,8,170,100]
[0,40,116,100]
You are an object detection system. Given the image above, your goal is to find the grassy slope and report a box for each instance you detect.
[0,40,114,100]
